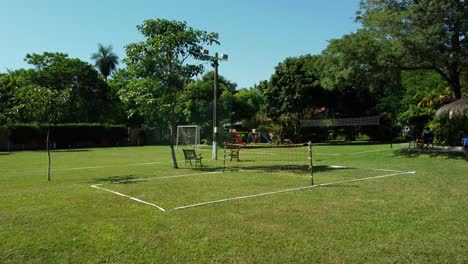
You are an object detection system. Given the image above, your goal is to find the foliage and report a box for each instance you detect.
[24,52,119,123]
[319,29,404,119]
[122,19,219,129]
[6,123,128,148]
[429,109,468,145]
[0,72,21,125]
[180,71,237,140]
[358,0,467,99]
[13,84,70,125]
[8,123,44,145]
[121,19,219,167]
[398,70,452,133]
[91,44,119,82]
[232,88,264,128]
[260,55,326,140]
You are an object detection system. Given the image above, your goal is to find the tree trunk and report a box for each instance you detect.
[170,125,178,168]
[170,144,178,168]
[46,126,51,181]
[448,71,462,99]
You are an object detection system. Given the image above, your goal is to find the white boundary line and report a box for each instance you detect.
[351,149,393,154]
[90,171,222,212]
[91,166,415,212]
[1,161,165,175]
[171,170,416,211]
[91,184,167,212]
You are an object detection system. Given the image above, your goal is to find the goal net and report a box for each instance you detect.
[176,125,200,149]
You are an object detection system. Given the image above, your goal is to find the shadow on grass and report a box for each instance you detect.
[394,149,464,160]
[92,175,139,184]
[52,149,91,153]
[222,164,354,175]
[319,184,360,188]
[0,152,12,155]
[315,140,396,146]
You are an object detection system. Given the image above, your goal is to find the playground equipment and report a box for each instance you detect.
[231,131,245,144]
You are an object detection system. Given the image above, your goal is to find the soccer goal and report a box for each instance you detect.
[176,125,201,150]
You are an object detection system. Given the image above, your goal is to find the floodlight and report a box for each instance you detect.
[221,53,228,60]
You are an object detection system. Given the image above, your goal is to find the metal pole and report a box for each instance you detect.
[308,141,314,185]
[212,53,219,160]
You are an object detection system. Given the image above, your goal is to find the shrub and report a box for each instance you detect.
[429,109,468,146]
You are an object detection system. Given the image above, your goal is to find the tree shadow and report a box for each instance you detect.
[319,184,360,188]
[52,149,91,153]
[92,175,139,184]
[224,164,354,175]
[395,148,464,160]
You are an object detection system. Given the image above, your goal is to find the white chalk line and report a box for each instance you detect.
[91,184,166,212]
[90,171,223,211]
[350,149,393,154]
[1,161,164,175]
[171,170,416,211]
[99,171,222,184]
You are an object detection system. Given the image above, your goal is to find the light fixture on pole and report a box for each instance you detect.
[202,49,228,160]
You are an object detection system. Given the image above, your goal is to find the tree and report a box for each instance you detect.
[24,52,114,123]
[180,71,237,139]
[357,0,467,99]
[231,88,264,127]
[14,85,70,181]
[260,55,326,139]
[0,72,21,125]
[91,44,119,82]
[318,30,404,119]
[121,19,219,168]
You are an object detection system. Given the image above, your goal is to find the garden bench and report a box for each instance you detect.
[229,147,240,161]
[182,149,203,167]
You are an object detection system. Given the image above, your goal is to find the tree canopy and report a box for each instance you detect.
[358,0,467,99]
[91,44,119,82]
[120,19,219,167]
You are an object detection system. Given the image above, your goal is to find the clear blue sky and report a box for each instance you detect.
[0,0,362,89]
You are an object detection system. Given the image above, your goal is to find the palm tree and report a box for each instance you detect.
[91,44,119,82]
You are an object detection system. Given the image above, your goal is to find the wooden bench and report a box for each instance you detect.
[229,147,240,161]
[182,149,203,167]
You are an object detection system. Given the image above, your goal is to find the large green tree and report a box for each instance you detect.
[14,84,70,181]
[91,44,119,82]
[24,52,115,123]
[181,71,237,137]
[260,55,326,139]
[121,19,219,168]
[358,0,467,99]
[319,30,404,119]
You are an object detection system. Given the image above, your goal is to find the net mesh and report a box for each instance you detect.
[223,144,310,175]
[176,125,200,149]
[301,116,381,127]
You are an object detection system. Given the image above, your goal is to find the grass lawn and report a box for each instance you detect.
[1,144,467,263]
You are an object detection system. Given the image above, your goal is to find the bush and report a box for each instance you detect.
[429,110,468,146]
[7,123,129,149]
[10,124,44,145]
[52,124,128,148]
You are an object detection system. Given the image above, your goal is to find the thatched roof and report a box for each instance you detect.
[435,96,468,118]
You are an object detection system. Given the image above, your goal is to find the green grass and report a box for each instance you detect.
[1,144,467,263]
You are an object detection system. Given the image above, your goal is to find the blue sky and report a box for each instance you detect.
[0,0,362,89]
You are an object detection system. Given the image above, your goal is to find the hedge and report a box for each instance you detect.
[4,123,128,149]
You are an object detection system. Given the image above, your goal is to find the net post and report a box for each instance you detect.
[308,141,314,186]
[223,143,226,173]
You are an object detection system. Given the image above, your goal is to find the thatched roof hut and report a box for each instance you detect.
[435,96,468,118]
